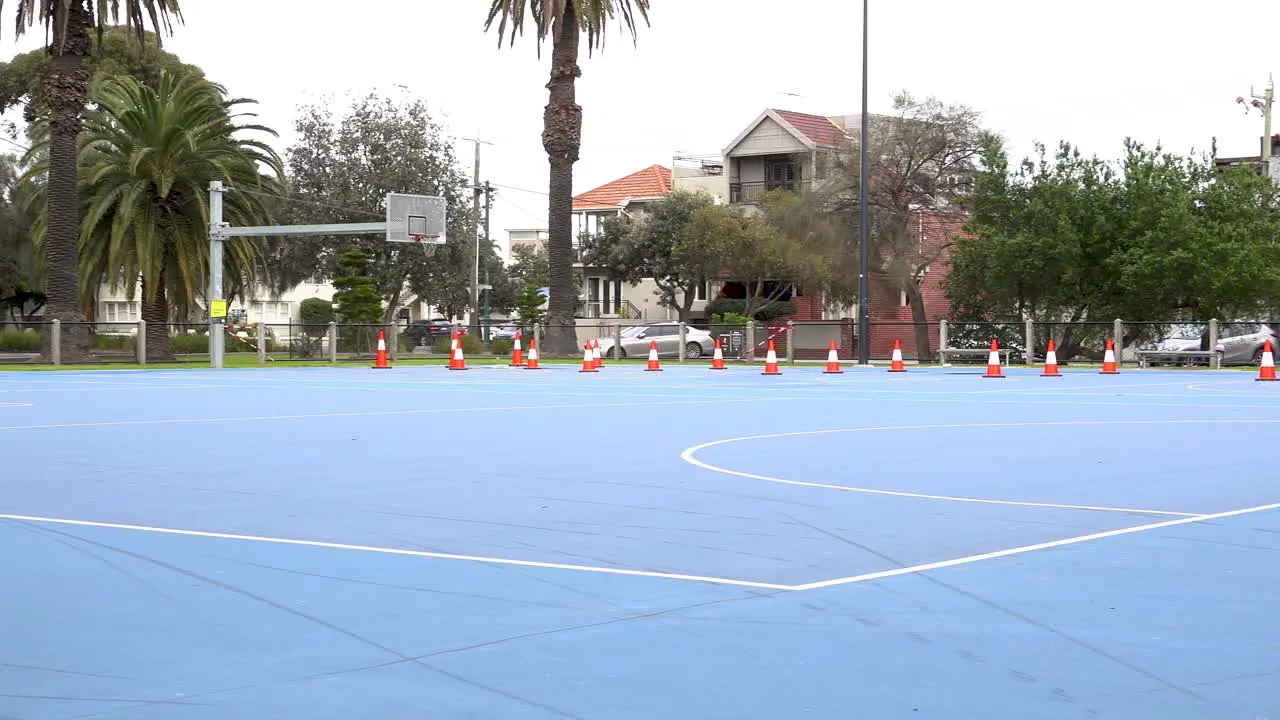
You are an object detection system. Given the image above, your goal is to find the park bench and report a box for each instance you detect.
[1135,349,1220,369]
[939,347,1015,365]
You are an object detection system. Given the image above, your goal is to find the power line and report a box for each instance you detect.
[227,185,382,219]
[489,181,548,196]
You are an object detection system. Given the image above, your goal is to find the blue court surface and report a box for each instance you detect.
[2,363,1279,719]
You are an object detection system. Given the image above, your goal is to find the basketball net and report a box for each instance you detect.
[414,234,439,257]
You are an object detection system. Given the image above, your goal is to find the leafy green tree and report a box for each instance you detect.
[22,71,281,361]
[1,1,183,361]
[0,152,41,321]
[484,0,651,355]
[514,284,546,330]
[332,249,384,352]
[269,92,476,323]
[509,243,549,288]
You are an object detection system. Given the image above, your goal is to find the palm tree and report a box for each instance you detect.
[25,71,283,361]
[484,0,649,355]
[1,0,183,361]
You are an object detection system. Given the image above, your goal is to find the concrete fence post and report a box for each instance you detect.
[745,321,756,364]
[1113,318,1124,367]
[1208,318,1220,370]
[327,322,337,363]
[136,319,147,364]
[1024,318,1035,365]
[678,322,687,363]
[613,323,622,361]
[256,322,267,364]
[938,319,949,366]
[386,322,398,362]
[786,321,795,364]
[51,319,61,365]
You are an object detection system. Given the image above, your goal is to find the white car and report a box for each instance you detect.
[596,323,716,359]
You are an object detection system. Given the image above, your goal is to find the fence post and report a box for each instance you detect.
[678,322,687,363]
[745,321,756,363]
[938,319,948,366]
[1208,318,1220,369]
[1024,318,1035,365]
[786,321,795,364]
[1113,318,1124,367]
[51,319,61,365]
[327,322,337,363]
[533,323,542,356]
[386,322,398,362]
[613,322,622,361]
[136,319,147,364]
[256,322,267,365]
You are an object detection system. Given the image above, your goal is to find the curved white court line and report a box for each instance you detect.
[681,419,1280,517]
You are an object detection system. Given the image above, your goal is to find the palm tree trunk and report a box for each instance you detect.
[39,1,93,362]
[540,5,583,356]
[141,274,175,362]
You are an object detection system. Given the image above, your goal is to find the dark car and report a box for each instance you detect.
[405,319,462,345]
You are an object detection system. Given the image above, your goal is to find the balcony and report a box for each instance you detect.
[729,179,811,204]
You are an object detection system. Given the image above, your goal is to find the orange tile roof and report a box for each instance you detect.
[573,165,672,211]
[772,110,849,149]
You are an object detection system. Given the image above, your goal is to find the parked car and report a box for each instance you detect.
[597,322,716,359]
[488,323,519,341]
[1152,323,1278,366]
[405,318,461,346]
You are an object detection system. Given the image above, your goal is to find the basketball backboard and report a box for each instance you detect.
[386,193,447,244]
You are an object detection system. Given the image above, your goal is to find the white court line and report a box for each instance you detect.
[0,402,33,407]
[0,513,793,591]
[0,395,813,431]
[681,419,1280,517]
[791,501,1280,591]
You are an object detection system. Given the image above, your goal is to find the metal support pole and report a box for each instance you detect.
[1024,318,1035,366]
[678,322,687,363]
[482,181,492,342]
[208,181,226,369]
[136,319,146,364]
[856,0,871,365]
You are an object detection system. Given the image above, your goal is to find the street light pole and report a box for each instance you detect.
[856,0,871,364]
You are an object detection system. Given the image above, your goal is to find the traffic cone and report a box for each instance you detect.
[710,338,727,370]
[593,338,604,369]
[1258,339,1277,381]
[761,339,781,375]
[984,339,1004,378]
[579,343,597,373]
[823,339,843,374]
[644,340,662,371]
[371,329,391,369]
[448,332,461,370]
[889,338,906,372]
[1041,339,1062,377]
[1100,338,1119,374]
[510,331,523,367]
[525,338,541,370]
[449,340,467,370]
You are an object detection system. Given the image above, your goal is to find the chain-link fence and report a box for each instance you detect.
[4,317,1276,368]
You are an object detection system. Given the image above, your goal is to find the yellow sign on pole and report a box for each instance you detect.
[210,299,227,319]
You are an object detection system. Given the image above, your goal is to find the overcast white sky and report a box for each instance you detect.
[3,0,1276,257]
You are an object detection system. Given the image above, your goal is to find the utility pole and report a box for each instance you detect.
[462,135,493,334]
[482,181,493,341]
[1240,76,1275,180]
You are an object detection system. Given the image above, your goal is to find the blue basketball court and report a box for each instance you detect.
[2,363,1278,719]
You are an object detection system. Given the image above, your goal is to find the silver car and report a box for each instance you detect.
[597,323,716,359]
[1155,323,1279,366]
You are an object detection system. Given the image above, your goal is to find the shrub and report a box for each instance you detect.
[93,333,135,351]
[0,329,40,352]
[490,337,514,356]
[170,333,209,354]
[705,298,796,321]
[431,332,484,356]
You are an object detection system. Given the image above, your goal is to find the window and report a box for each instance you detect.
[100,301,138,323]
[900,291,911,308]
[250,301,291,324]
[693,281,709,302]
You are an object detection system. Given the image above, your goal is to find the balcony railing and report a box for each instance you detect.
[729,179,811,204]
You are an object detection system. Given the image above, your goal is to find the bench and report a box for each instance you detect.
[1136,349,1220,369]
[939,347,1015,365]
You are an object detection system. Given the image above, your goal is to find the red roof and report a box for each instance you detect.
[573,165,672,211]
[772,110,849,149]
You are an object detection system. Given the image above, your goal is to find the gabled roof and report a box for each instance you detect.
[572,165,673,211]
[722,109,851,156]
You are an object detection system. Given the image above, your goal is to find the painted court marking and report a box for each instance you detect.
[682,419,1280,517]
[0,401,32,407]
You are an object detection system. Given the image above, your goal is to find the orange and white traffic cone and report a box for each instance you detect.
[761,339,781,375]
[448,332,461,370]
[1100,338,1119,374]
[823,339,843,374]
[984,339,1004,378]
[710,338,727,370]
[1041,339,1062,377]
[579,343,597,373]
[449,341,467,371]
[1258,339,1277,382]
[510,331,523,367]
[889,338,906,373]
[593,338,604,369]
[372,329,391,369]
[525,338,541,370]
[645,340,662,371]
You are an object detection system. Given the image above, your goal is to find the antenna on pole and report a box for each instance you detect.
[1238,75,1275,178]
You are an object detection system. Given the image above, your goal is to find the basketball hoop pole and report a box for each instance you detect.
[206,182,445,369]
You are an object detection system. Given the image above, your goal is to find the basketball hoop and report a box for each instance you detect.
[413,234,440,257]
